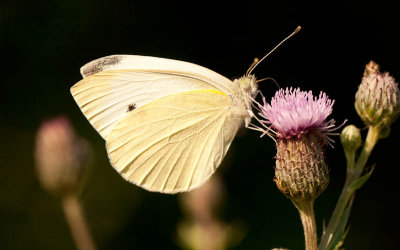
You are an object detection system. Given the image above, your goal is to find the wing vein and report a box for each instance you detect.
[199,113,228,181]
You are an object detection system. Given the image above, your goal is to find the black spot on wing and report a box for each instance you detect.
[80,55,124,78]
[126,103,136,112]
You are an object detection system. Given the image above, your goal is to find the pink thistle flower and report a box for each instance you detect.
[252,87,345,202]
[258,88,344,143]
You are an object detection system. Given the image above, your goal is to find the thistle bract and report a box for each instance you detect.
[355,61,400,128]
[275,133,329,201]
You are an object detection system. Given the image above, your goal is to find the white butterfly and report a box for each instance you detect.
[70,27,300,194]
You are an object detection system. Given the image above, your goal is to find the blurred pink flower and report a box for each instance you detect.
[35,116,90,195]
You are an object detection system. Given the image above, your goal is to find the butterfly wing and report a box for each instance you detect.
[106,89,243,193]
[71,55,235,140]
[80,55,235,93]
[81,55,235,93]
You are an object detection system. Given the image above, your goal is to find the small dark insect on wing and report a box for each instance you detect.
[127,103,136,112]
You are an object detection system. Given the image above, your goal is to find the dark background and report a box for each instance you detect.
[1,1,399,249]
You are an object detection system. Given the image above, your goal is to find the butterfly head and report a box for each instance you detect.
[237,74,258,96]
[232,75,258,127]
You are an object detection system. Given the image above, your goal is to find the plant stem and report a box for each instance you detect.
[62,194,97,250]
[295,199,318,250]
[318,126,380,249]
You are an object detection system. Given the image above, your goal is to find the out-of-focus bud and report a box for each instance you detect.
[340,125,362,153]
[355,61,400,128]
[178,176,244,250]
[35,116,90,196]
[180,175,224,225]
[275,133,329,202]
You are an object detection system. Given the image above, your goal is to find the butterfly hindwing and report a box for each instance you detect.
[106,89,242,193]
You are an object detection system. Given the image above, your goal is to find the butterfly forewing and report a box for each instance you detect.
[80,55,235,93]
[71,70,223,140]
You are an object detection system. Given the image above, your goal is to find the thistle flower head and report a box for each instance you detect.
[259,87,341,141]
[256,88,343,201]
[355,61,400,128]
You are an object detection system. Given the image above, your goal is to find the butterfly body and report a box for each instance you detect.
[71,55,257,193]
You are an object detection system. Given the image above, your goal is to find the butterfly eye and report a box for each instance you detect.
[239,77,251,91]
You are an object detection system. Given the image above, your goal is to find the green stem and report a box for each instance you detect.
[318,126,380,249]
[344,149,356,170]
[294,200,318,250]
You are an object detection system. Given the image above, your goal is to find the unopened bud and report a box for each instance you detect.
[274,134,329,201]
[34,116,90,196]
[355,61,400,128]
[340,125,362,153]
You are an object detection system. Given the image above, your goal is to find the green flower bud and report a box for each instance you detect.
[355,61,400,128]
[340,125,362,153]
[340,125,362,169]
[274,134,329,201]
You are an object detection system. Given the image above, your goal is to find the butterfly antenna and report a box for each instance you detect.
[246,58,259,76]
[256,77,280,88]
[247,26,301,76]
